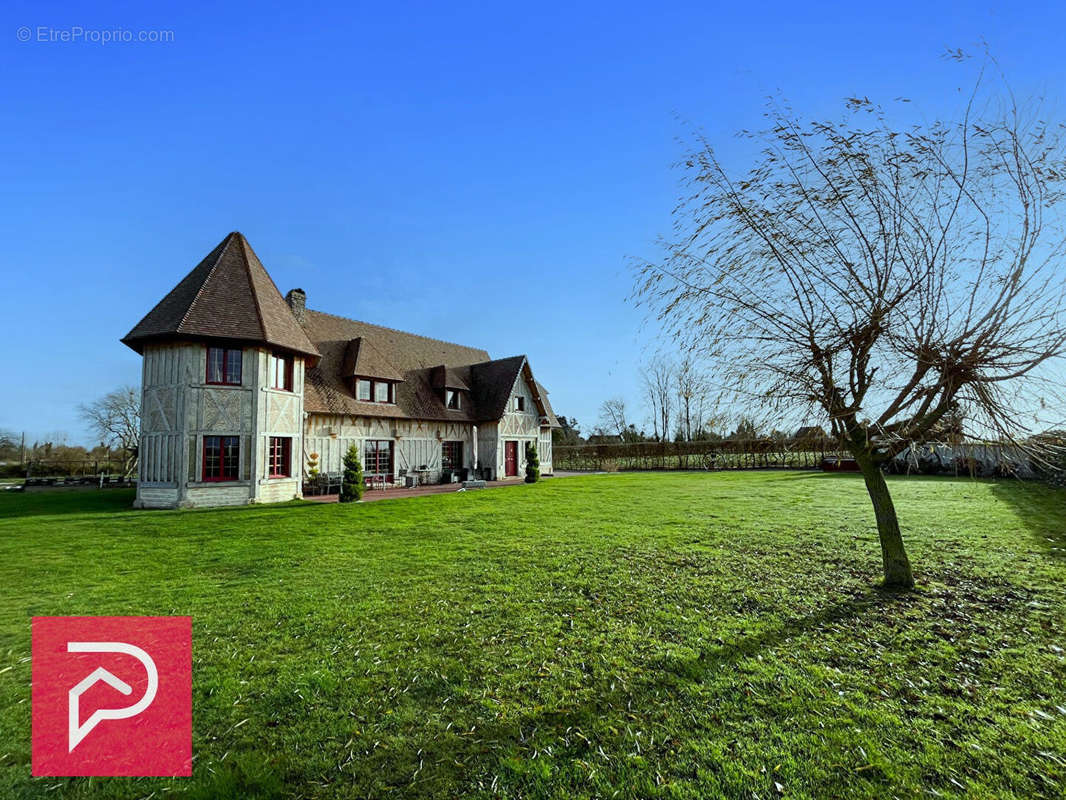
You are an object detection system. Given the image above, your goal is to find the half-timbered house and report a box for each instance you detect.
[122,232,559,508]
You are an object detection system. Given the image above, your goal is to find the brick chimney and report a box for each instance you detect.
[285,288,306,323]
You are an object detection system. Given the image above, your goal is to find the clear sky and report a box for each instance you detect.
[1,0,1062,445]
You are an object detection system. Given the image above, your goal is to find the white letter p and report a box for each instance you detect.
[67,642,159,751]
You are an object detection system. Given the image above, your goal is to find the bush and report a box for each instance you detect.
[524,442,540,483]
[340,444,364,502]
[0,463,26,478]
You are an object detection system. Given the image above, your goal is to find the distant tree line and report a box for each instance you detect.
[1,385,140,478]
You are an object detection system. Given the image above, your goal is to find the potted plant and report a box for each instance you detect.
[524,442,540,483]
[340,444,364,502]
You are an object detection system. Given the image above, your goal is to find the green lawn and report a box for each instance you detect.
[0,473,1064,799]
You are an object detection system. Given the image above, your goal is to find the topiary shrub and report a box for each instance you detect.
[340,444,364,502]
[524,441,540,483]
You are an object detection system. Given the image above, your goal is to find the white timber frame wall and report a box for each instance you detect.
[302,369,554,484]
[303,416,475,483]
[495,370,551,478]
[135,343,306,508]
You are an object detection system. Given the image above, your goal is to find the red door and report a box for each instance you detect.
[504,441,518,477]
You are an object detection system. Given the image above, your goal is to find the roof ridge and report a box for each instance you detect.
[306,308,490,355]
[469,353,526,368]
[176,233,234,333]
[236,233,267,341]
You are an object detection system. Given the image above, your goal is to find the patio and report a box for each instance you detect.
[304,477,529,503]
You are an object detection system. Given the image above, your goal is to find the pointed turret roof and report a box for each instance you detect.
[121,232,320,361]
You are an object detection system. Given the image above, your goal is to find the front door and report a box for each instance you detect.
[504,441,518,477]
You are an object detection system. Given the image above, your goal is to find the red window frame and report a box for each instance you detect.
[268,436,291,478]
[365,440,393,477]
[269,353,294,391]
[202,435,239,481]
[206,346,243,386]
[441,440,463,470]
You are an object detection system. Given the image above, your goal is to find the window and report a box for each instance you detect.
[203,435,239,481]
[446,389,461,410]
[516,396,526,412]
[356,379,394,403]
[357,378,394,404]
[365,440,393,477]
[270,354,294,391]
[268,436,291,478]
[206,347,242,385]
[441,441,463,470]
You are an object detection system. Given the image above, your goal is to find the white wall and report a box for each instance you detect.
[495,370,552,477]
[304,415,475,483]
[136,343,307,508]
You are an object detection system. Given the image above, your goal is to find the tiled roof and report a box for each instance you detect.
[302,310,559,426]
[340,337,405,382]
[431,365,471,391]
[121,231,559,426]
[302,310,489,421]
[468,356,527,420]
[121,232,320,361]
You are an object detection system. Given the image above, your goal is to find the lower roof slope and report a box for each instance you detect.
[302,310,558,425]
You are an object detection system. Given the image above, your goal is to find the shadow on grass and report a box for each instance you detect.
[345,588,913,796]
[0,488,138,519]
[0,488,343,523]
[666,587,910,680]
[989,480,1066,559]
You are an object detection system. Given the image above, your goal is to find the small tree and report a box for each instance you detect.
[598,397,629,439]
[641,355,675,442]
[340,444,364,502]
[636,62,1066,589]
[525,442,540,483]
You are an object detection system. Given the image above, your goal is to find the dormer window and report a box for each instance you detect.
[269,353,294,391]
[357,378,395,404]
[446,389,461,410]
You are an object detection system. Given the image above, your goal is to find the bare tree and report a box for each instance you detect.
[641,355,675,441]
[676,357,711,441]
[79,386,141,477]
[0,430,19,462]
[597,397,629,439]
[635,63,1066,588]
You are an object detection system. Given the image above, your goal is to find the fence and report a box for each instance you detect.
[555,438,850,472]
[555,438,1058,480]
[0,459,129,479]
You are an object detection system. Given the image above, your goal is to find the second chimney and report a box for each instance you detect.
[285,288,306,323]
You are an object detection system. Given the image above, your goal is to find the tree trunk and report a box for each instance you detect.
[855,452,915,589]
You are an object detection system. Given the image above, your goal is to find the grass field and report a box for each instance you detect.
[0,472,1064,799]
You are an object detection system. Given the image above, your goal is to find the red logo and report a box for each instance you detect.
[32,616,192,777]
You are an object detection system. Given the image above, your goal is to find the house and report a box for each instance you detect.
[121,232,559,508]
[794,426,827,440]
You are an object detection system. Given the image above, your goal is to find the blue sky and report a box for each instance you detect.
[1,0,1062,444]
